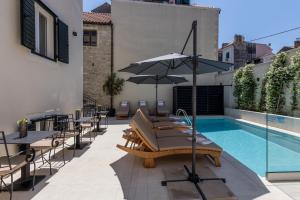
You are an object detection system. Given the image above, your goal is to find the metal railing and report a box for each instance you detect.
[176,109,192,126]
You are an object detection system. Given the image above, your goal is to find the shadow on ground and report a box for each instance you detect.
[111,153,270,200]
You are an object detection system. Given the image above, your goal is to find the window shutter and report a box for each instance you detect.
[57,19,69,64]
[21,0,35,50]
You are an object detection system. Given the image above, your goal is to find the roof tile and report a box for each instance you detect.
[83,12,111,25]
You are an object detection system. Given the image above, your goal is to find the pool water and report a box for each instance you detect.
[195,118,300,176]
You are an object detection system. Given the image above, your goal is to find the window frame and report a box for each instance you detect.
[39,13,48,57]
[83,30,97,47]
[31,0,57,62]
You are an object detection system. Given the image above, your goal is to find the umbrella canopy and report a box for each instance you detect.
[127,75,188,85]
[127,75,188,115]
[119,53,232,75]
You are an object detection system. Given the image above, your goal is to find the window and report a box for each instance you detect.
[83,30,97,46]
[21,0,69,63]
[225,52,230,61]
[39,14,47,56]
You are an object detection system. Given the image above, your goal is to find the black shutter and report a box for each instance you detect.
[57,19,69,64]
[21,0,35,50]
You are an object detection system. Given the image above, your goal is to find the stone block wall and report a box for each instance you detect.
[83,24,112,106]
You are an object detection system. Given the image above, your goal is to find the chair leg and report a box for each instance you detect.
[10,174,13,200]
[89,128,92,143]
[32,161,36,191]
[49,149,53,175]
[73,136,76,157]
[41,150,45,164]
[0,177,3,193]
[62,143,66,165]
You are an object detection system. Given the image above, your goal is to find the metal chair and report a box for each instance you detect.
[31,119,62,175]
[0,131,36,200]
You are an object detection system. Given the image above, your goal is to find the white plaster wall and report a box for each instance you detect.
[0,0,83,134]
[112,0,220,114]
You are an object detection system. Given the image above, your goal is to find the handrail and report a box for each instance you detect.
[176,109,192,126]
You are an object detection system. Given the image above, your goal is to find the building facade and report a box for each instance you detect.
[112,0,220,113]
[219,35,273,69]
[83,10,112,106]
[0,0,83,133]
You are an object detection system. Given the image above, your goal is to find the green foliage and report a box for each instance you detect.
[233,64,257,110]
[103,73,125,96]
[258,78,267,112]
[291,81,298,112]
[290,51,300,112]
[265,52,297,114]
[233,68,243,108]
[263,50,300,114]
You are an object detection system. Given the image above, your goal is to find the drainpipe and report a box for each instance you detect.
[110,23,114,109]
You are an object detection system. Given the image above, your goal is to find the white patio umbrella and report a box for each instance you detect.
[127,75,188,115]
[119,20,233,200]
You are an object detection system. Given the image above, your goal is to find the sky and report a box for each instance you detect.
[83,0,300,52]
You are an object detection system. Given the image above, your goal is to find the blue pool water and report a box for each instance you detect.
[195,118,300,176]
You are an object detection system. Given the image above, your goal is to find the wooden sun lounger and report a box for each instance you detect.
[116,111,222,168]
[139,109,189,130]
[116,101,130,119]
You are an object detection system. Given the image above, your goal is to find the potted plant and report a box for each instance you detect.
[103,73,125,117]
[17,118,28,138]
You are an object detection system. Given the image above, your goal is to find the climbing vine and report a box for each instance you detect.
[233,64,257,110]
[290,51,300,113]
[265,53,291,114]
[258,78,267,112]
[233,68,243,108]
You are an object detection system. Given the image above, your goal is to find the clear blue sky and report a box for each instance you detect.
[83,0,300,52]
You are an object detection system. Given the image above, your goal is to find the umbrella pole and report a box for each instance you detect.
[156,76,158,116]
[161,21,226,200]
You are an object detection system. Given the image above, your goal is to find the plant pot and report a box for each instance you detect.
[18,123,28,138]
[108,108,116,117]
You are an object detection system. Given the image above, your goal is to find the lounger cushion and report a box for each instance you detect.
[157,107,169,115]
[117,105,129,117]
[157,136,221,151]
[153,121,188,129]
[155,129,191,138]
[131,112,159,151]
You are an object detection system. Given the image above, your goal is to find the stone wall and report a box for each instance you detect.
[83,24,112,106]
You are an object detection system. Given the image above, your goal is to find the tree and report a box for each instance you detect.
[103,73,125,109]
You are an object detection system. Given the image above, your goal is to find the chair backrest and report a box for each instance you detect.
[0,131,12,170]
[131,111,158,151]
[120,100,129,107]
[138,100,147,107]
[137,109,154,128]
[157,100,165,107]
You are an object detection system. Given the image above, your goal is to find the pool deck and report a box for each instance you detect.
[1,118,300,200]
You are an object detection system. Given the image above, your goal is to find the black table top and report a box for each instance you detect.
[0,131,59,144]
[74,117,93,123]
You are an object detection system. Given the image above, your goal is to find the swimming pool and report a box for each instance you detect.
[195,118,300,176]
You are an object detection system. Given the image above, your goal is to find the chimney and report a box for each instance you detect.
[295,38,300,48]
[222,43,229,48]
[234,34,245,44]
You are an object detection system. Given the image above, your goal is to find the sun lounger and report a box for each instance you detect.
[116,101,130,119]
[138,100,149,115]
[138,109,189,129]
[116,111,222,168]
[157,100,169,116]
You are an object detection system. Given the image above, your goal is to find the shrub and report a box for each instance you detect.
[233,64,257,110]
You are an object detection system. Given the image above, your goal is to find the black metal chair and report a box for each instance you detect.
[98,105,109,129]
[31,119,62,175]
[0,131,36,200]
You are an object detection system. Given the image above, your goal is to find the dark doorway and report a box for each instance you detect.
[173,86,224,115]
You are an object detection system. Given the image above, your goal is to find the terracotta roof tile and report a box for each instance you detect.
[83,12,111,25]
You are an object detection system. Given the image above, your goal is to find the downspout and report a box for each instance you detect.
[110,22,114,109]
